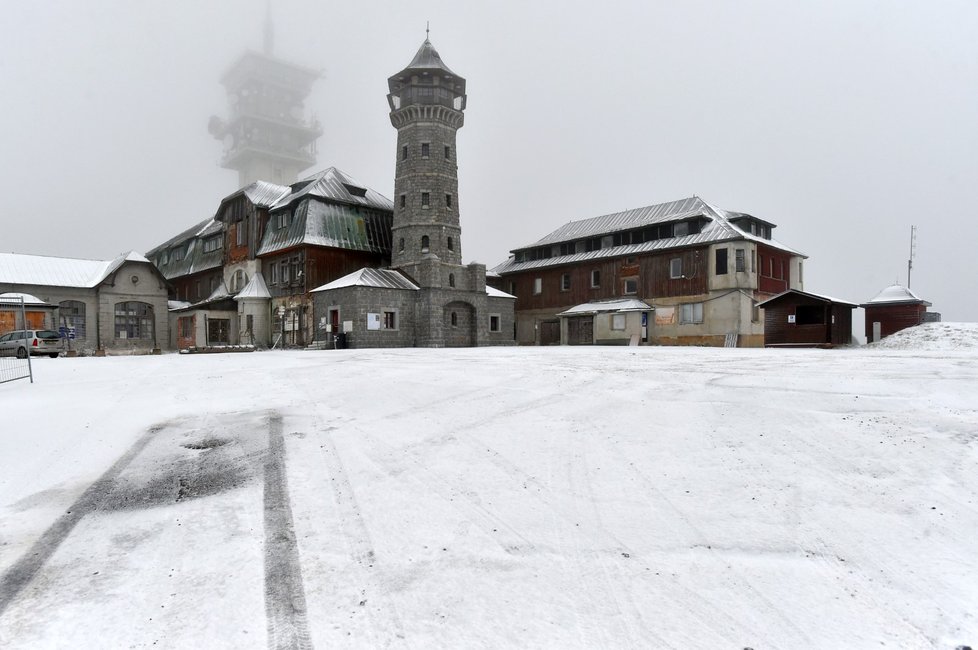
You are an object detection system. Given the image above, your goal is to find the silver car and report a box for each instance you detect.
[0,330,62,358]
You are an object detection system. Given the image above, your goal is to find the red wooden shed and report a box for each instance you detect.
[757,289,856,348]
[860,285,933,343]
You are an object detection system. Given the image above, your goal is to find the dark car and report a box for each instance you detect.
[0,330,62,358]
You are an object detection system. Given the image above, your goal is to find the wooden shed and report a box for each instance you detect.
[757,290,856,347]
[859,285,933,343]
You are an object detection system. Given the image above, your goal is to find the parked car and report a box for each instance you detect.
[0,330,62,358]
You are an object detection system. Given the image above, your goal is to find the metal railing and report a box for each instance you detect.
[0,295,34,385]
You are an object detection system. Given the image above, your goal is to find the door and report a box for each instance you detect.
[0,312,14,335]
[539,320,560,346]
[26,311,45,329]
[567,316,594,345]
[207,318,230,345]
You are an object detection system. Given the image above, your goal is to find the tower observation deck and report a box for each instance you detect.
[208,24,322,189]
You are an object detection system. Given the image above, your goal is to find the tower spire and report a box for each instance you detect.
[426,21,430,41]
[263,0,274,55]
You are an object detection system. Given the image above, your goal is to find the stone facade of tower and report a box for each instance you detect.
[310,38,515,348]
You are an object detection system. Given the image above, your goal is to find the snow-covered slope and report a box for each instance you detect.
[872,322,978,350]
[0,341,976,649]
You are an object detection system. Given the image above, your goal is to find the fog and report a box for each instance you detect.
[2,0,976,323]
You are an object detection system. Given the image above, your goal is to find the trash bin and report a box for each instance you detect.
[334,332,346,349]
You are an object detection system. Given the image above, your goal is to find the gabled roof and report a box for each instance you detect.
[492,197,804,275]
[557,299,653,316]
[756,289,858,309]
[0,251,157,289]
[234,273,271,300]
[258,193,393,257]
[311,268,419,292]
[271,167,393,212]
[861,284,931,307]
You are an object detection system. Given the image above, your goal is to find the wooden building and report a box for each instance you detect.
[860,285,934,343]
[147,168,393,349]
[756,289,856,347]
[491,197,806,346]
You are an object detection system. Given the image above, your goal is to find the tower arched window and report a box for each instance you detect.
[448,273,455,287]
[451,312,458,327]
[447,236,454,251]
[421,235,430,253]
[398,238,404,252]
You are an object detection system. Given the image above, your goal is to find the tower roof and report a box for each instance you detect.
[861,284,931,307]
[389,38,464,84]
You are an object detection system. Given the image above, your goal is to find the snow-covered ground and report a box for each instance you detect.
[1,325,976,649]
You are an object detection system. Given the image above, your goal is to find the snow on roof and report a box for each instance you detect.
[0,292,52,306]
[756,289,858,308]
[168,300,191,311]
[311,267,419,292]
[486,286,515,299]
[862,284,930,306]
[0,251,152,289]
[557,298,653,316]
[234,273,271,300]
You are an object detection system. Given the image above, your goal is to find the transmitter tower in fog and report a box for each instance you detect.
[208,13,322,188]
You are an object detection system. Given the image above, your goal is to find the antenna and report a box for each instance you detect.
[907,225,916,288]
[426,21,430,40]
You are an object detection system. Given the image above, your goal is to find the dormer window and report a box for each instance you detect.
[342,183,368,198]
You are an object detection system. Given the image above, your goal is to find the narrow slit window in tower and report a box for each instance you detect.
[421,235,430,253]
[421,192,430,208]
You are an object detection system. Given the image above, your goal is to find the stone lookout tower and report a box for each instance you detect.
[387,37,467,283]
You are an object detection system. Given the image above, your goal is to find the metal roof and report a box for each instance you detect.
[861,284,930,306]
[557,299,653,316]
[0,251,155,289]
[311,268,419,292]
[258,196,393,257]
[271,167,393,212]
[147,218,224,281]
[234,272,271,300]
[486,286,515,299]
[0,292,51,307]
[756,289,858,308]
[492,197,805,275]
[243,181,292,208]
[394,39,460,78]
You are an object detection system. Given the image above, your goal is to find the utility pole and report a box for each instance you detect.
[907,225,917,288]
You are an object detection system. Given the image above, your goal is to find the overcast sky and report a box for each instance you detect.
[2,0,976,324]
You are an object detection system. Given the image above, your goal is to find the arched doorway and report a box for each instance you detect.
[443,301,476,347]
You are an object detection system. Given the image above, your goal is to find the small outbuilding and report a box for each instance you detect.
[860,285,935,343]
[556,299,653,346]
[757,289,856,347]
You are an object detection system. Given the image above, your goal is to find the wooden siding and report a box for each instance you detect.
[502,246,710,311]
[260,246,387,298]
[757,244,792,295]
[169,269,223,303]
[864,303,926,341]
[763,294,853,346]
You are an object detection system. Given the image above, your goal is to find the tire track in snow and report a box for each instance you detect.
[263,411,314,650]
[0,421,166,617]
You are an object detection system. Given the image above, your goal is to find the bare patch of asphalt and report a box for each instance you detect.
[0,411,314,650]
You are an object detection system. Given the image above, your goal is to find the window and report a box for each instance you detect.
[398,237,405,252]
[735,249,746,272]
[489,314,501,332]
[172,246,185,261]
[715,248,728,275]
[670,258,683,279]
[270,263,279,284]
[203,236,222,253]
[400,194,406,208]
[680,302,704,324]
[447,236,454,251]
[533,278,542,295]
[291,258,302,282]
[561,273,571,291]
[611,314,626,330]
[421,235,430,252]
[445,193,452,208]
[421,142,430,158]
[450,312,458,327]
[58,300,86,339]
[383,310,397,330]
[590,269,600,288]
[752,251,756,273]
[674,221,690,237]
[194,281,201,300]
[421,192,430,208]
[401,145,408,160]
[509,281,517,295]
[623,278,638,295]
[236,222,245,246]
[178,316,193,339]
[559,242,575,256]
[281,261,289,283]
[449,273,455,287]
[751,303,760,323]
[246,314,254,334]
[799,261,803,283]
[584,237,602,252]
[796,305,824,325]
[275,212,292,230]
[114,301,154,340]
[445,145,451,159]
[208,318,230,344]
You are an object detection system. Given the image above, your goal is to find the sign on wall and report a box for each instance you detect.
[367,313,381,331]
[654,307,676,325]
